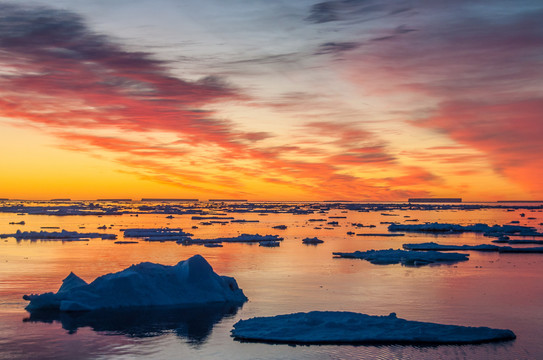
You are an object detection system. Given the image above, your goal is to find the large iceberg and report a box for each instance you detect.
[232,311,516,345]
[23,255,247,311]
[333,249,469,266]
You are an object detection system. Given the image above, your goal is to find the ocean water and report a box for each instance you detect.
[0,201,542,359]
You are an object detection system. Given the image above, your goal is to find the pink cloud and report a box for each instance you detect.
[340,3,543,197]
[0,3,451,200]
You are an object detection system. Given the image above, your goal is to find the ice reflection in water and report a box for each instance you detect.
[23,303,241,344]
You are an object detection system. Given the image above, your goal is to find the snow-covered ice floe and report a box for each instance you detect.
[23,255,247,311]
[333,249,469,266]
[231,311,515,345]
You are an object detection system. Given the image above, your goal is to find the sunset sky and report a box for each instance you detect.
[0,0,541,201]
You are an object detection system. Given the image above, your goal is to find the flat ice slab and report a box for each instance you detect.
[23,255,247,311]
[333,249,469,266]
[403,242,500,252]
[0,229,116,240]
[231,311,516,345]
[388,222,540,236]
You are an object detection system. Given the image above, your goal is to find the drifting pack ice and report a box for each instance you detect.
[0,229,116,240]
[402,242,543,253]
[388,222,540,236]
[232,311,516,345]
[23,255,247,311]
[333,249,469,266]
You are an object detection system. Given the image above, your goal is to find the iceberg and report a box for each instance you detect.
[333,249,469,266]
[231,311,515,345]
[23,255,247,311]
[259,240,280,247]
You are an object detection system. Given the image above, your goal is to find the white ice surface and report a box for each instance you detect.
[24,255,247,311]
[232,311,516,345]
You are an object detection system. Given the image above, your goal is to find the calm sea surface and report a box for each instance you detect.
[0,202,542,359]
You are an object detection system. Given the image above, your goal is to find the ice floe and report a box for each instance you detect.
[403,242,499,252]
[403,242,543,253]
[302,237,324,244]
[259,240,281,247]
[388,222,541,236]
[0,229,116,240]
[121,228,193,242]
[181,234,282,246]
[23,255,247,311]
[231,311,515,345]
[355,233,404,237]
[333,249,469,266]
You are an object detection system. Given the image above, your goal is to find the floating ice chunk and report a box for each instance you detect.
[0,229,116,240]
[388,222,539,236]
[402,242,543,253]
[232,311,515,345]
[403,242,500,252]
[356,233,404,237]
[333,249,469,266]
[181,234,282,245]
[302,237,324,244]
[222,234,282,243]
[204,243,223,248]
[23,255,247,311]
[259,240,280,247]
[121,228,193,242]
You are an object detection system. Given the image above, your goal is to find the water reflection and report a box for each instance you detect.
[23,303,242,344]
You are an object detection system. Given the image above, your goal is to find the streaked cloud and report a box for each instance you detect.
[0,0,540,200]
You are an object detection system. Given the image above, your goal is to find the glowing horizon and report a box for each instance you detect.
[1,1,541,201]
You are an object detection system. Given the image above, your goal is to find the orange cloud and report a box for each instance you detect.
[0,3,467,200]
